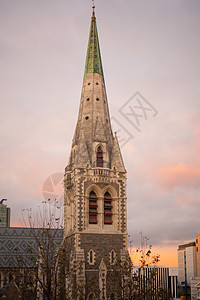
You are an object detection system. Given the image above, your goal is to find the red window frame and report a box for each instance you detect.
[96,146,103,167]
[89,191,98,224]
[104,192,112,224]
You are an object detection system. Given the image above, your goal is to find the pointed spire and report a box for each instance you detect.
[75,131,91,167]
[84,3,104,76]
[111,133,126,171]
[94,116,107,142]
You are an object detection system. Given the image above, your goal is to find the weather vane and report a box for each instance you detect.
[92,0,95,12]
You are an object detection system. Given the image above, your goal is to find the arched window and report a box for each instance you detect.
[96,146,103,167]
[88,293,95,300]
[90,250,93,264]
[110,250,116,265]
[110,293,115,300]
[104,192,112,224]
[88,249,95,265]
[89,191,98,224]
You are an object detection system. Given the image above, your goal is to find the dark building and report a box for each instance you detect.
[0,199,10,228]
[0,227,63,299]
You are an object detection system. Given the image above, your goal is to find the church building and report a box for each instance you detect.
[62,5,129,300]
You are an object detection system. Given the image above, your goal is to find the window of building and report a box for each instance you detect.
[96,146,103,167]
[90,250,93,263]
[15,275,20,287]
[110,250,116,265]
[88,249,96,265]
[104,192,112,224]
[8,273,13,283]
[88,249,95,265]
[0,272,3,288]
[89,191,98,224]
[110,293,115,300]
[88,293,95,300]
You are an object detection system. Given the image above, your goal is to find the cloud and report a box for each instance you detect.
[156,163,200,189]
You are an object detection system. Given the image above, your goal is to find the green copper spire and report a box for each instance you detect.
[84,7,104,77]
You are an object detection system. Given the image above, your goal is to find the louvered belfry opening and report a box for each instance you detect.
[89,191,98,224]
[104,192,112,224]
[96,146,103,167]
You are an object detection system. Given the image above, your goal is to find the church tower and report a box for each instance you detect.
[62,6,128,299]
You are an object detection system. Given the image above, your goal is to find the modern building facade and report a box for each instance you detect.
[178,233,200,300]
[196,233,200,278]
[0,199,10,228]
[178,242,196,286]
[61,6,128,300]
[191,233,200,300]
[132,266,178,299]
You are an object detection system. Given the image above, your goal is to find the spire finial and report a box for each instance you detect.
[92,0,95,17]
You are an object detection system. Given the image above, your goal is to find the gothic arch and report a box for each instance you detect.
[101,185,117,199]
[86,184,102,198]
[109,249,116,265]
[88,249,95,265]
[95,143,104,153]
[110,292,115,300]
[87,292,96,300]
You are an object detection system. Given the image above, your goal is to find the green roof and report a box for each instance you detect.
[84,12,104,77]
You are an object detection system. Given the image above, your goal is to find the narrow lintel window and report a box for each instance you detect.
[96,146,103,167]
[89,191,98,224]
[111,250,115,264]
[104,192,112,224]
[90,250,93,263]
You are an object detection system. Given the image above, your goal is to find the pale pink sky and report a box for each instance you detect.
[1,0,200,267]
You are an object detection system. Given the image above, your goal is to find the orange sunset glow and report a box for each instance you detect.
[129,246,178,268]
[1,1,200,286]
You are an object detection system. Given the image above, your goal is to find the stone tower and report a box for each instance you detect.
[62,7,128,300]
